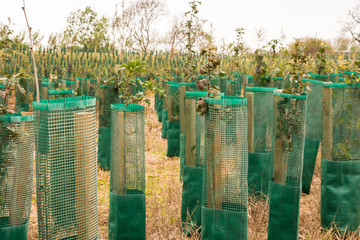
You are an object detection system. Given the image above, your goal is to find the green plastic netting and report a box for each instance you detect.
[0,113,34,240]
[167,82,197,157]
[245,87,276,195]
[202,96,248,240]
[86,79,97,97]
[225,81,236,96]
[161,82,170,139]
[301,79,323,194]
[321,82,360,233]
[61,80,76,90]
[321,82,360,161]
[268,91,307,240]
[98,86,122,170]
[48,89,75,99]
[181,91,207,235]
[0,84,4,105]
[33,96,98,240]
[15,78,30,112]
[109,104,145,240]
[329,73,342,83]
[234,72,242,96]
[40,82,54,100]
[321,159,360,234]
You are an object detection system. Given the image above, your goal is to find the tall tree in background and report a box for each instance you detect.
[111,1,135,52]
[344,3,360,44]
[129,0,165,54]
[64,6,109,52]
[13,31,26,48]
[165,16,185,57]
[31,29,44,49]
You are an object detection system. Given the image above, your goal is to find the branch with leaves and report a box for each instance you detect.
[110,59,164,106]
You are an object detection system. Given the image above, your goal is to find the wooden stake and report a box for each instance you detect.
[163,83,169,110]
[168,96,174,122]
[99,88,106,117]
[323,85,333,160]
[226,81,235,96]
[41,86,48,100]
[179,86,186,135]
[245,92,255,153]
[185,99,196,167]
[116,111,126,193]
[212,108,222,209]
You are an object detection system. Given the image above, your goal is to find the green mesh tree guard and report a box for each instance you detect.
[329,73,342,83]
[33,96,98,240]
[272,77,284,89]
[234,72,242,96]
[109,104,146,240]
[15,78,30,112]
[321,82,360,234]
[74,78,83,96]
[202,96,248,240]
[181,91,207,236]
[60,80,76,90]
[309,73,329,81]
[245,87,276,195]
[0,113,34,240]
[48,89,75,99]
[167,82,196,157]
[86,79,97,97]
[161,82,170,139]
[301,79,323,194]
[0,84,4,104]
[40,82,54,100]
[225,81,236,96]
[98,86,121,170]
[156,77,164,122]
[268,91,307,240]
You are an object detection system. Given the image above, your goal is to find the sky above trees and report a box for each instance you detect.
[0,0,357,50]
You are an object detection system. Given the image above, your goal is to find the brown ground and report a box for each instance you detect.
[27,94,360,239]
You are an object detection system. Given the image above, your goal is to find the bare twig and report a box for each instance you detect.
[21,0,40,102]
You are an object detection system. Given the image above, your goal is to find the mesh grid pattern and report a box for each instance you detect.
[16,78,30,112]
[196,110,205,167]
[246,87,276,153]
[202,97,248,211]
[34,96,98,240]
[168,83,197,121]
[0,114,34,228]
[99,86,121,127]
[303,79,323,140]
[271,92,307,187]
[185,92,207,167]
[110,104,145,194]
[322,83,360,161]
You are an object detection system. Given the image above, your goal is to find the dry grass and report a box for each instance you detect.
[27,94,360,239]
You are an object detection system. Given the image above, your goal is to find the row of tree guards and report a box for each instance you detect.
[155,74,360,239]
[0,93,146,239]
[0,71,359,239]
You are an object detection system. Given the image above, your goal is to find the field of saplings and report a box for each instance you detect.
[1,1,360,239]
